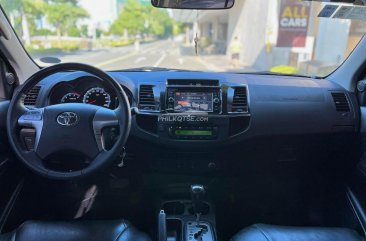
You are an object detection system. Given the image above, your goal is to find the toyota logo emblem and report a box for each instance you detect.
[57,112,79,126]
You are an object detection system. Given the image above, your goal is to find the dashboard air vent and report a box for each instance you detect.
[139,85,158,111]
[331,92,350,112]
[231,87,248,113]
[23,86,41,106]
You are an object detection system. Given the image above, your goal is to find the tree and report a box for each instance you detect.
[110,0,174,39]
[146,6,173,38]
[45,0,89,42]
[0,0,45,44]
[110,0,146,37]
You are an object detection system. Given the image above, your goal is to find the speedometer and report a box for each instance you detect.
[61,93,81,103]
[83,87,111,108]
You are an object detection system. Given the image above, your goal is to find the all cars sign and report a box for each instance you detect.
[277,0,310,47]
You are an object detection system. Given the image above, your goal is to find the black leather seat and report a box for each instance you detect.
[0,219,151,241]
[231,224,364,241]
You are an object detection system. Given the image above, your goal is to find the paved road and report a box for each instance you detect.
[35,40,223,71]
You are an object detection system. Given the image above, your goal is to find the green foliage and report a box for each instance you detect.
[35,28,54,35]
[1,0,46,36]
[110,0,177,38]
[23,0,45,19]
[66,25,90,38]
[110,0,146,36]
[67,27,82,37]
[45,0,89,36]
[1,0,183,51]
[0,0,22,13]
[147,5,173,37]
[95,28,104,38]
[173,22,183,36]
[1,0,89,37]
[80,25,88,37]
[27,47,62,55]
[59,41,80,51]
[109,39,134,47]
[26,41,80,54]
[47,0,78,4]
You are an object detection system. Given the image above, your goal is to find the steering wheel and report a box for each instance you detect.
[6,63,131,179]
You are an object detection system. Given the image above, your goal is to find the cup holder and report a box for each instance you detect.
[163,201,185,215]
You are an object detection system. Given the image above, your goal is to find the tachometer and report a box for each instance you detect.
[83,87,111,108]
[61,93,81,103]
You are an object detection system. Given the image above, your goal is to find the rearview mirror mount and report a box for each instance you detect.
[151,0,235,10]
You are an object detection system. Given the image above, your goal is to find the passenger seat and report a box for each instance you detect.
[231,224,364,241]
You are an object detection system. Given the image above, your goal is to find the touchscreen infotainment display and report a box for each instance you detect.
[174,92,213,112]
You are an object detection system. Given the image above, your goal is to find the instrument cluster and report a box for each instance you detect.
[48,77,117,109]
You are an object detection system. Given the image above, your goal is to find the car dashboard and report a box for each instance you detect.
[27,71,358,151]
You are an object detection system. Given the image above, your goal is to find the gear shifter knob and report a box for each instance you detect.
[191,184,205,214]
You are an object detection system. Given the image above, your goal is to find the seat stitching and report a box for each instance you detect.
[114,222,130,241]
[253,224,273,241]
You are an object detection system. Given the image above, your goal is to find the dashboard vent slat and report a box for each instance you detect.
[331,92,350,112]
[23,86,41,106]
[231,87,248,113]
[139,85,158,111]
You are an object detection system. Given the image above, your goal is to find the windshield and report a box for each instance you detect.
[1,0,366,77]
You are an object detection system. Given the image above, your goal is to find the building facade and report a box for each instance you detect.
[174,0,363,74]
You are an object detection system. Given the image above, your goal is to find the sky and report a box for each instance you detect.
[79,0,118,28]
[78,0,152,27]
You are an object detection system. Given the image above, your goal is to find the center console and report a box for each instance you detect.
[158,184,217,241]
[162,80,222,141]
[135,78,251,149]
[166,87,221,114]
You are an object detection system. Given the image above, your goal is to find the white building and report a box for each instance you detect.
[173,0,355,74]
[79,0,119,32]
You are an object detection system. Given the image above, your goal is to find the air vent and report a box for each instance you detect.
[331,92,350,112]
[23,86,41,106]
[231,87,248,113]
[138,85,158,111]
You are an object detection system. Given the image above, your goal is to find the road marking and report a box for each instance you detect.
[95,53,136,68]
[95,41,167,68]
[153,52,167,67]
[135,57,147,63]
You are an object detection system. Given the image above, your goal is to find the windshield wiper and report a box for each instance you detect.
[234,71,320,79]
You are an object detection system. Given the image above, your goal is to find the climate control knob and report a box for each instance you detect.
[168,97,175,103]
[213,97,220,104]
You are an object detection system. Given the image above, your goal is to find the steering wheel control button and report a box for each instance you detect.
[56,112,79,126]
[20,128,36,151]
[23,111,43,121]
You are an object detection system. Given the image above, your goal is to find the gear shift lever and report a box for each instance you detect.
[191,184,205,215]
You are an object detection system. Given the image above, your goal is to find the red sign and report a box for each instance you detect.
[277,0,310,47]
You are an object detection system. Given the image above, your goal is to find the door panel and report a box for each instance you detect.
[0,100,25,233]
[0,100,9,171]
